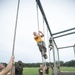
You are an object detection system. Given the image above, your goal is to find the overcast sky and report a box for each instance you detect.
[0,0,75,63]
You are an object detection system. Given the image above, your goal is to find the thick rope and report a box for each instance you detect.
[36,3,45,75]
[36,2,39,32]
[11,0,20,75]
[12,0,20,55]
[43,18,46,65]
[42,18,45,75]
[47,29,51,66]
[43,18,45,41]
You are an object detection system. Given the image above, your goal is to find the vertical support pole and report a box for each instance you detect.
[48,48,52,75]
[49,49,51,66]
[57,49,60,73]
[57,49,60,65]
[73,44,75,57]
[52,38,57,75]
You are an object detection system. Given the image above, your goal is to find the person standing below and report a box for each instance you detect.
[45,65,50,75]
[0,64,4,72]
[0,55,14,75]
[57,64,60,73]
[15,60,23,75]
[39,64,45,75]
[33,31,47,59]
[51,65,54,75]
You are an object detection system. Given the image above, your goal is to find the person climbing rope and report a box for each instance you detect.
[44,65,50,75]
[38,64,43,75]
[33,31,47,59]
[38,64,46,75]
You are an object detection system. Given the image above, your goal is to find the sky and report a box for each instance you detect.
[0,0,75,63]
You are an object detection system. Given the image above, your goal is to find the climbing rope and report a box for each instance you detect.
[12,0,20,55]
[42,16,45,75]
[43,18,45,41]
[47,29,51,66]
[11,0,20,75]
[36,3,46,75]
[43,18,47,66]
[36,2,39,32]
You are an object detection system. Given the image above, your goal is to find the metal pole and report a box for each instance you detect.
[52,27,75,35]
[52,39,57,75]
[57,49,60,65]
[49,48,51,67]
[53,31,75,39]
[58,45,73,49]
[57,49,60,73]
[73,44,75,57]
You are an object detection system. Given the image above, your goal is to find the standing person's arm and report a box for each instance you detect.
[0,55,14,75]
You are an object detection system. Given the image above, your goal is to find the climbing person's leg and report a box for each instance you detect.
[41,49,45,56]
[41,41,47,52]
[41,41,48,59]
[37,42,47,59]
[37,42,45,56]
[37,42,43,52]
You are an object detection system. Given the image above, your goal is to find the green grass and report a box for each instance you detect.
[23,67,75,75]
[23,67,39,75]
[60,67,75,72]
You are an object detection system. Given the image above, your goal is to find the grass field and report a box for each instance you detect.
[60,67,75,72]
[23,67,75,75]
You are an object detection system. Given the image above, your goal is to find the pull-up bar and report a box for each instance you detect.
[58,45,74,49]
[58,44,75,57]
[53,31,75,39]
[53,27,75,36]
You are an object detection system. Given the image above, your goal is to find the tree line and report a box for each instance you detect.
[17,60,75,67]
[2,60,75,67]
